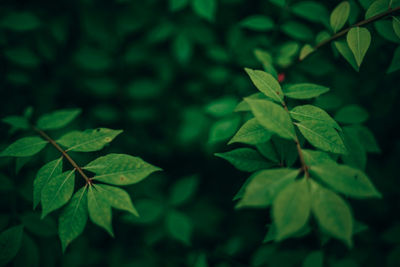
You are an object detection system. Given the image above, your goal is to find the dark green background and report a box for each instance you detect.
[1,0,400,266]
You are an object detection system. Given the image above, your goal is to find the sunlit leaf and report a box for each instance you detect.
[0,137,47,157]
[346,27,371,67]
[330,1,351,33]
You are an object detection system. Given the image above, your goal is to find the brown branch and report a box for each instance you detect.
[304,6,400,60]
[33,126,91,184]
[281,102,310,178]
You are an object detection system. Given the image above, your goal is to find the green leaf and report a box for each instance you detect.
[387,46,400,73]
[237,168,298,208]
[1,12,40,32]
[192,0,216,22]
[310,180,353,247]
[291,1,329,24]
[273,178,311,240]
[2,116,29,130]
[33,157,63,209]
[0,137,47,157]
[41,170,75,218]
[334,104,369,124]
[93,184,138,216]
[166,211,192,245]
[246,99,296,140]
[281,21,314,41]
[234,92,268,112]
[393,17,400,39]
[346,27,371,67]
[290,105,341,130]
[0,225,24,266]
[215,148,275,172]
[85,154,161,185]
[295,121,347,154]
[228,118,273,145]
[36,109,81,130]
[302,149,335,166]
[58,186,88,252]
[365,0,389,19]
[330,1,351,33]
[299,44,314,61]
[239,15,275,31]
[284,83,330,99]
[169,175,199,206]
[256,142,280,163]
[245,68,284,103]
[302,251,324,267]
[87,185,113,236]
[57,128,123,152]
[334,40,359,71]
[310,163,382,198]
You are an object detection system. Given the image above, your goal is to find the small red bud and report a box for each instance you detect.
[278,73,285,83]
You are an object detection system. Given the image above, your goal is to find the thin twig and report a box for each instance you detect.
[302,6,400,60]
[281,102,310,178]
[32,126,91,184]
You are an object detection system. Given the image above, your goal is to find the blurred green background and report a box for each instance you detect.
[1,0,400,266]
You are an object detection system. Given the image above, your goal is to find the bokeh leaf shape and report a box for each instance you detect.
[295,121,347,154]
[169,0,189,11]
[33,157,63,209]
[246,99,296,140]
[228,118,273,145]
[20,212,57,237]
[239,15,275,31]
[310,180,353,247]
[215,148,275,172]
[0,137,47,157]
[346,27,371,67]
[284,83,330,99]
[310,163,382,198]
[74,47,111,71]
[302,251,324,267]
[59,186,88,252]
[205,97,237,117]
[169,175,199,206]
[374,20,400,43]
[2,116,29,130]
[334,104,369,124]
[57,128,122,152]
[208,116,241,143]
[244,68,284,103]
[41,170,75,218]
[0,225,24,266]
[254,49,278,78]
[281,21,314,41]
[273,178,311,241]
[4,47,40,68]
[1,11,40,31]
[299,44,314,61]
[93,184,139,216]
[85,153,161,185]
[350,125,380,153]
[387,46,400,73]
[192,0,216,22]
[290,105,341,130]
[291,1,329,24]
[330,1,351,33]
[341,126,367,170]
[393,17,400,39]
[365,0,389,19]
[166,210,192,245]
[87,185,113,236]
[334,40,359,71]
[237,168,298,208]
[36,108,81,130]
